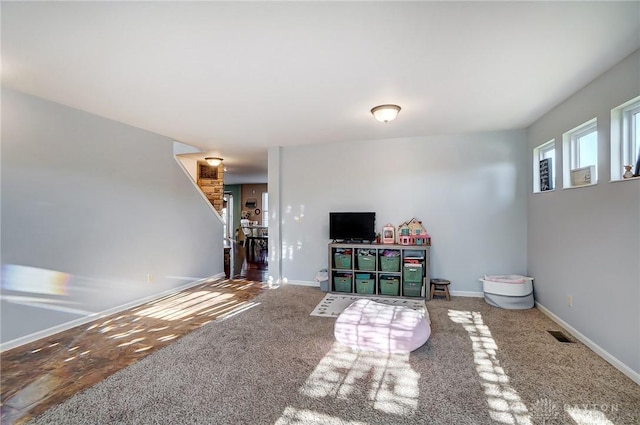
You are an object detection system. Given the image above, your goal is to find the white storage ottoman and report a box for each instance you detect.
[479,275,534,309]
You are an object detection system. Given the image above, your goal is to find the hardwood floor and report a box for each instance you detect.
[1,245,269,425]
[226,239,269,283]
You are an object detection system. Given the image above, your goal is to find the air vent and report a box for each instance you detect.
[548,330,573,343]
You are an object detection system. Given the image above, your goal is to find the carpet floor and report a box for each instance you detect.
[27,285,640,425]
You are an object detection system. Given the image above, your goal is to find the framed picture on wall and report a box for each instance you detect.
[198,163,218,180]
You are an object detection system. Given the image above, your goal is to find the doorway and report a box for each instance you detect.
[222,192,234,279]
[222,192,234,240]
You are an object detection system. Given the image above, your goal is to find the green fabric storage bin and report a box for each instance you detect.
[403,281,422,297]
[334,254,352,269]
[379,277,400,296]
[334,276,352,292]
[356,279,375,294]
[403,265,423,283]
[380,256,400,272]
[357,255,376,271]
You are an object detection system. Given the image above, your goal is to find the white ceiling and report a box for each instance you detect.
[2,1,639,184]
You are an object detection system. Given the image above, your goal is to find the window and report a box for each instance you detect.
[533,140,555,193]
[563,119,597,187]
[262,192,269,227]
[611,96,640,180]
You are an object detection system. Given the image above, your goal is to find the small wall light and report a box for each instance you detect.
[204,157,223,167]
[371,104,401,123]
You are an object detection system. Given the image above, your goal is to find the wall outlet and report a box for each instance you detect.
[567,294,573,307]
[147,273,153,283]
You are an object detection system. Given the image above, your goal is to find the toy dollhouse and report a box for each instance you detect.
[397,218,431,246]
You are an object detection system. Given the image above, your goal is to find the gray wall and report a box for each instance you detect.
[277,129,528,293]
[1,88,223,345]
[527,50,640,375]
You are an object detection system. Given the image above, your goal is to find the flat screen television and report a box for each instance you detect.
[329,212,376,242]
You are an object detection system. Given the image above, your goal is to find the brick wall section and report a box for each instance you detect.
[197,164,224,213]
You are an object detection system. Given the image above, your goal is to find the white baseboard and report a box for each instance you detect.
[536,302,640,385]
[286,280,320,287]
[451,290,484,298]
[0,274,224,353]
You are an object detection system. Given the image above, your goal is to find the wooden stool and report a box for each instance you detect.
[430,278,451,301]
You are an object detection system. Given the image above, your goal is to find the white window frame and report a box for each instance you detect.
[563,118,598,188]
[570,123,597,170]
[533,139,555,193]
[611,96,640,180]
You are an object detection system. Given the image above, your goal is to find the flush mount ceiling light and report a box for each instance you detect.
[204,157,223,167]
[371,104,401,123]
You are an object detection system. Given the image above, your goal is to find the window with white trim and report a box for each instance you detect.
[611,96,640,180]
[533,140,555,193]
[563,119,598,188]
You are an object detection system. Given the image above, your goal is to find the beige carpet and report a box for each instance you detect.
[29,285,640,425]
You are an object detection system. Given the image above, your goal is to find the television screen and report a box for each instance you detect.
[329,212,376,241]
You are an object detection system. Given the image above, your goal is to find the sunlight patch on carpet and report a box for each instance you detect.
[299,342,419,416]
[449,309,532,425]
[275,407,367,425]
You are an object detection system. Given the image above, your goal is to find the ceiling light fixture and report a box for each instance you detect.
[371,104,401,123]
[204,157,223,167]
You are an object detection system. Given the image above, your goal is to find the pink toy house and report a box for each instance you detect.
[398,218,431,246]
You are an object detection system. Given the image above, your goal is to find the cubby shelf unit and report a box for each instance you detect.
[328,242,430,299]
